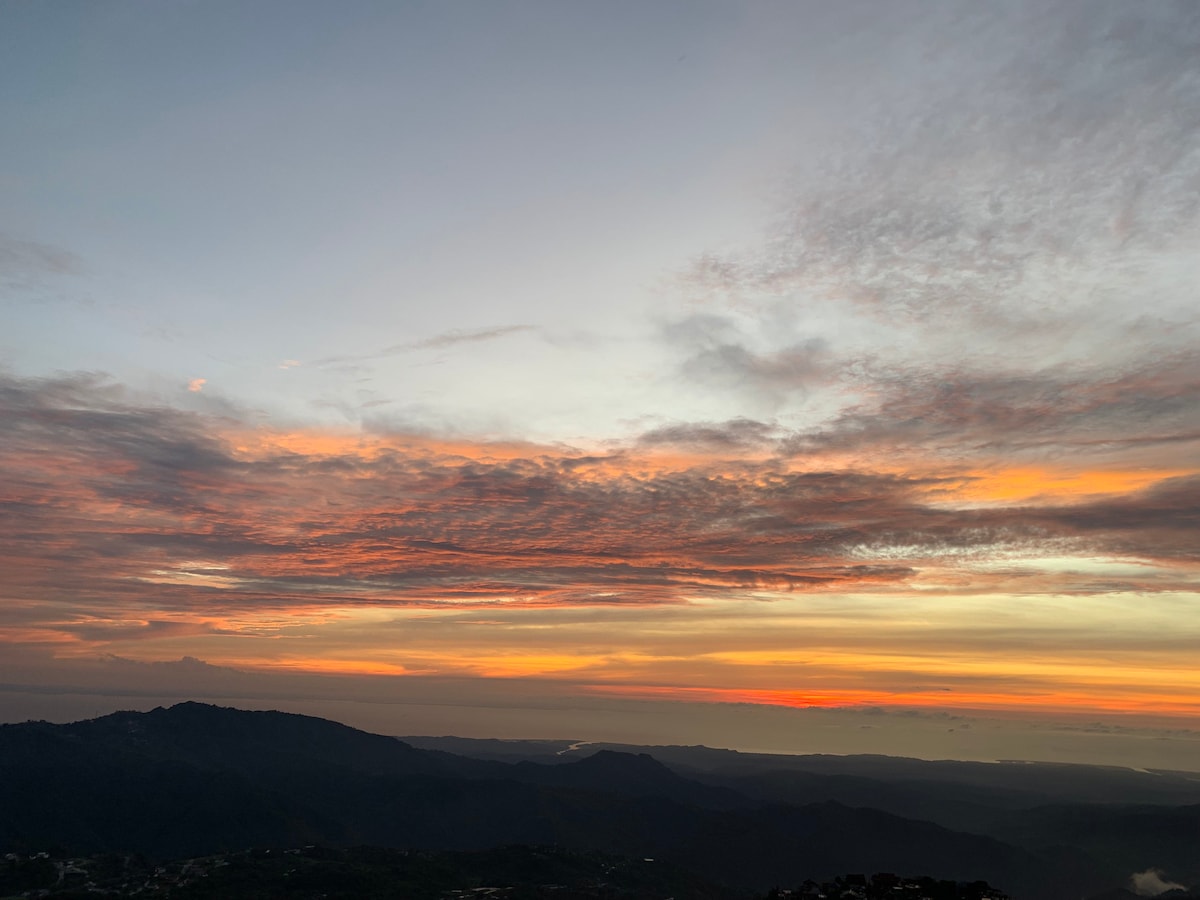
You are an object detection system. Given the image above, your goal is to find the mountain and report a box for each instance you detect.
[508,749,750,809]
[988,802,1200,887]
[9,701,502,780]
[1,703,1190,899]
[405,736,1200,811]
[405,734,1200,896]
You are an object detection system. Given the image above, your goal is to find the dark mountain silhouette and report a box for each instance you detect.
[1,704,1191,899]
[407,738,1200,809]
[28,701,504,780]
[400,735,578,764]
[509,749,750,809]
[988,803,1200,888]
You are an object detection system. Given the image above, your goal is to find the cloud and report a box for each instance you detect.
[2,371,1198,724]
[311,324,535,368]
[0,233,86,304]
[678,2,1200,390]
[1,371,1195,624]
[408,325,534,351]
[187,377,207,392]
[0,233,84,279]
[0,372,918,616]
[777,351,1200,468]
[638,418,776,451]
[660,314,831,407]
[869,10,1189,267]
[1130,868,1186,897]
[57,620,215,642]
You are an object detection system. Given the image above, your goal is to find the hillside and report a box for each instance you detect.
[2,704,1194,899]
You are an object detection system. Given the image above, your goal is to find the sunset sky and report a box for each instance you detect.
[2,1,1199,768]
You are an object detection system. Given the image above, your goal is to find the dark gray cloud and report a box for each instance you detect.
[661,314,830,405]
[638,418,776,451]
[778,351,1200,466]
[1042,475,1200,562]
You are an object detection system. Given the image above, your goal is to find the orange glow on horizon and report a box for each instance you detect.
[583,683,1200,717]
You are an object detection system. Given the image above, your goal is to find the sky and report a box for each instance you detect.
[2,1,1199,769]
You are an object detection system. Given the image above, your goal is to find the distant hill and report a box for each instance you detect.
[2,703,1194,899]
[408,734,1200,880]
[403,735,1200,810]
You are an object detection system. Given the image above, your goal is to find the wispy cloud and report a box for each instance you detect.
[409,325,535,351]
[310,325,535,368]
[0,233,84,279]
[675,2,1200,434]
[686,5,1200,325]
[0,233,86,303]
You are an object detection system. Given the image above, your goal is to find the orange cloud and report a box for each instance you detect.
[949,466,1197,505]
[2,372,1198,725]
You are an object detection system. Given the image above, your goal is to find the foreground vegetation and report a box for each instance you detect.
[2,845,1015,900]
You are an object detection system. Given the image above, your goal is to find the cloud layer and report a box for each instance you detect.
[1,368,1196,722]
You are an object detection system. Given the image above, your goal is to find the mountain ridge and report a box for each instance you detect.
[2,702,1192,899]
